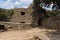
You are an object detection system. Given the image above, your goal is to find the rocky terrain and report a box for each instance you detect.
[0,28,60,40]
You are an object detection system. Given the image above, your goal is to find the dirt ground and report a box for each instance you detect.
[0,28,58,40]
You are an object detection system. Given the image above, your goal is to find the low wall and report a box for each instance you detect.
[0,17,60,30]
[0,22,32,30]
[42,17,60,29]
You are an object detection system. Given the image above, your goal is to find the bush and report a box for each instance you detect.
[0,8,14,21]
[46,10,60,17]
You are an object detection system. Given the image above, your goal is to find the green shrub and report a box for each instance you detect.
[46,10,60,17]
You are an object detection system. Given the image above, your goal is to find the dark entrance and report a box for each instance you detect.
[0,25,6,31]
[21,12,25,15]
[38,18,42,26]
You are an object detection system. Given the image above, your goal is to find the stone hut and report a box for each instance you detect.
[10,4,34,29]
[10,4,47,29]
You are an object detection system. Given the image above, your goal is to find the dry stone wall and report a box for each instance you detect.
[42,17,60,29]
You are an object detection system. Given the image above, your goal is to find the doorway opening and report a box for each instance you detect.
[0,25,7,31]
[0,25,5,30]
[37,18,42,26]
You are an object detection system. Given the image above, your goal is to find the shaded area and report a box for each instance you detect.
[46,30,60,40]
[38,18,42,26]
[0,25,7,32]
[31,0,49,27]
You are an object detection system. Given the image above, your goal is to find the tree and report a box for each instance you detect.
[33,0,49,17]
[0,8,14,21]
[0,8,7,21]
[43,0,60,8]
[5,9,14,20]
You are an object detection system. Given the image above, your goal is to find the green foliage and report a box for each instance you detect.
[33,0,49,18]
[0,8,6,21]
[43,0,60,8]
[43,0,60,3]
[5,9,14,20]
[33,0,40,6]
[0,8,14,21]
[40,0,60,17]
[46,10,60,17]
